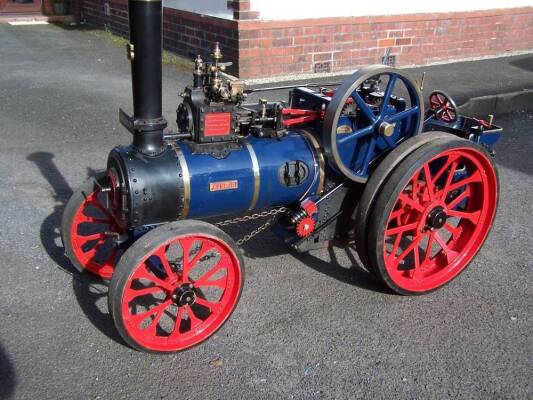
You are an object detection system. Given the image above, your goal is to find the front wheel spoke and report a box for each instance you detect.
[447,209,481,224]
[154,247,175,280]
[81,232,107,242]
[89,199,115,220]
[194,262,225,287]
[85,217,111,225]
[196,276,226,289]
[186,306,203,329]
[124,286,166,303]
[145,304,168,335]
[181,239,213,282]
[389,106,418,123]
[168,307,185,339]
[434,232,459,264]
[133,265,174,291]
[195,297,221,314]
[130,300,171,326]
[385,222,418,236]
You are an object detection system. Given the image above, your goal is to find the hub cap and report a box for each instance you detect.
[426,206,447,229]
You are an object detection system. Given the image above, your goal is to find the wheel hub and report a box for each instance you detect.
[378,121,396,137]
[426,206,447,229]
[172,283,197,306]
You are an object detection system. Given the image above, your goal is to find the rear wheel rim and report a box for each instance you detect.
[382,147,497,292]
[70,187,122,279]
[120,234,242,352]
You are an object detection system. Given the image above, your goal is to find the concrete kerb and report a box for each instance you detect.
[458,90,533,117]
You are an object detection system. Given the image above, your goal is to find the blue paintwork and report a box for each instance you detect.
[177,131,321,219]
[424,116,502,152]
[334,72,422,180]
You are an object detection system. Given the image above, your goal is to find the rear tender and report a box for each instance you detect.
[61,0,501,353]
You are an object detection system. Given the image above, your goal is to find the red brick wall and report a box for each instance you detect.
[79,1,532,80]
[238,7,533,79]
[80,0,239,74]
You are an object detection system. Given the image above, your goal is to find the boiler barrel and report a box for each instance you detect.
[107,131,324,228]
[175,131,324,219]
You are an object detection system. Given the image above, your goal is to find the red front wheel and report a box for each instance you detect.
[61,172,124,280]
[109,220,244,353]
[367,137,498,294]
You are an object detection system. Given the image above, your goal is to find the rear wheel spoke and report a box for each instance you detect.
[434,232,459,264]
[447,209,481,224]
[385,222,418,236]
[447,187,470,209]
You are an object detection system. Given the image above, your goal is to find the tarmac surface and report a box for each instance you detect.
[0,23,532,399]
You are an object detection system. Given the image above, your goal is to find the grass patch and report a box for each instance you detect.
[92,25,193,70]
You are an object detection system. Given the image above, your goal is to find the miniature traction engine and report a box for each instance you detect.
[61,0,502,352]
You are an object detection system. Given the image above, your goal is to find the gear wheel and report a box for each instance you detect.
[341,97,356,116]
[296,216,316,238]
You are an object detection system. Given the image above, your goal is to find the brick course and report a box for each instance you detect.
[79,0,532,80]
[237,7,533,79]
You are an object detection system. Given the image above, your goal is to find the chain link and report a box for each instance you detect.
[214,207,289,245]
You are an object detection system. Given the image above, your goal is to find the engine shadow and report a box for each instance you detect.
[26,152,124,345]
[0,342,17,399]
[290,245,391,294]
[223,219,387,293]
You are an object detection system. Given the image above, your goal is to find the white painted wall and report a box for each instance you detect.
[250,0,533,20]
[163,0,233,19]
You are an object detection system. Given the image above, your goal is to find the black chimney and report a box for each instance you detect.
[120,0,167,156]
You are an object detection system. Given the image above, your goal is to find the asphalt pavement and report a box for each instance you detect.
[0,23,532,400]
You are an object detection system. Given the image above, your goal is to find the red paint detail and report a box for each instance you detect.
[282,108,318,127]
[429,92,457,123]
[301,199,318,216]
[209,180,238,192]
[473,117,491,128]
[381,147,497,292]
[204,112,232,136]
[70,187,123,279]
[296,216,316,238]
[120,234,242,352]
[107,169,120,210]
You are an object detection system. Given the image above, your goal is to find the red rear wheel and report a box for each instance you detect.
[109,220,244,353]
[367,137,498,294]
[61,172,124,280]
